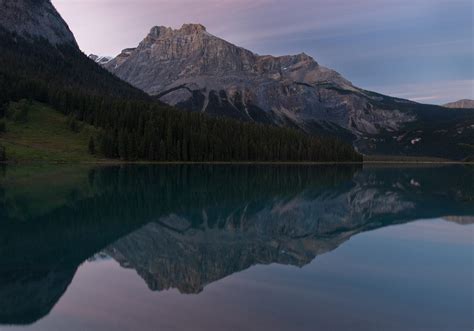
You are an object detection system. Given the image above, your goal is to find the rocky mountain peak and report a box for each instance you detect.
[296,52,313,61]
[147,24,207,38]
[104,24,355,104]
[148,26,172,38]
[0,0,77,47]
[180,23,207,34]
[145,23,208,43]
[101,24,474,159]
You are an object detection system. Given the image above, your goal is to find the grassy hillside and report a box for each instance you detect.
[0,101,99,162]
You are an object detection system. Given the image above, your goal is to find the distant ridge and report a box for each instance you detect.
[443,99,474,109]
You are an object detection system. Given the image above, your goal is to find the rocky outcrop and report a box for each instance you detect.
[0,0,77,47]
[104,24,414,138]
[103,24,474,159]
[89,54,113,65]
[443,99,474,109]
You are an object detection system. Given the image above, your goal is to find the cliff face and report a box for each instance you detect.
[103,24,474,159]
[104,24,413,138]
[0,0,77,47]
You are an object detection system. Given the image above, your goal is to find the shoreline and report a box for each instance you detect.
[1,160,473,166]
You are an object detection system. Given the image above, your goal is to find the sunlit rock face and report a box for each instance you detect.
[0,0,77,47]
[103,24,474,159]
[443,99,474,109]
[104,24,414,139]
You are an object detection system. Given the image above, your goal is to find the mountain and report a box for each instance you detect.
[89,54,113,65]
[103,24,474,160]
[103,24,409,134]
[443,99,474,109]
[0,0,77,47]
[0,1,360,163]
[0,0,149,103]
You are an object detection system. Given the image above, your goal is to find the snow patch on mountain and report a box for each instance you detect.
[89,54,113,65]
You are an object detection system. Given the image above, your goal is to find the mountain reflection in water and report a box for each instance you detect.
[0,164,472,326]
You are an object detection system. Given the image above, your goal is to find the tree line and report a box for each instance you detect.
[0,28,362,162]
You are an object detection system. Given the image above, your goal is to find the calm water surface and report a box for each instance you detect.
[0,165,472,331]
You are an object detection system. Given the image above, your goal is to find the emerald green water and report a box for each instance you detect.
[0,165,473,330]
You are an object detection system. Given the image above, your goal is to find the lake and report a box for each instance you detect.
[0,164,472,331]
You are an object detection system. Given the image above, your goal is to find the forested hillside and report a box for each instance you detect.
[0,28,361,162]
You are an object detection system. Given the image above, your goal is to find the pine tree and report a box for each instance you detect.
[0,29,362,163]
[68,115,80,133]
[0,104,6,118]
[88,136,96,155]
[182,138,188,161]
[159,140,166,161]
[118,130,128,160]
[149,140,156,161]
[127,133,137,161]
[0,145,6,162]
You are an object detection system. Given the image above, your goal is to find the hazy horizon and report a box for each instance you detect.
[53,0,473,105]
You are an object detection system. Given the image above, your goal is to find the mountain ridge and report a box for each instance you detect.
[0,1,472,161]
[443,99,474,109]
[0,5,361,163]
[104,24,376,133]
[101,23,474,160]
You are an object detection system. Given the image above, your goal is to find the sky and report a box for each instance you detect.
[52,0,473,105]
